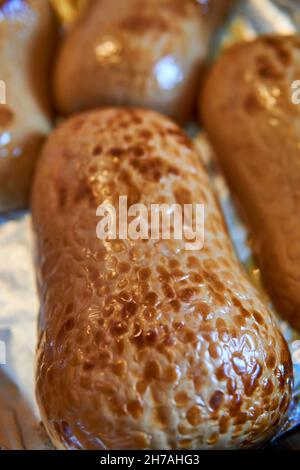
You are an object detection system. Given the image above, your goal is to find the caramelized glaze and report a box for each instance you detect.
[32,108,292,450]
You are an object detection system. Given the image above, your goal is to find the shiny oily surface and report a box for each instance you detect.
[53,0,226,123]
[32,108,293,450]
[0,0,56,212]
[202,35,300,333]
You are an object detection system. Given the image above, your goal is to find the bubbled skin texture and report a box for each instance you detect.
[0,0,56,212]
[32,108,292,450]
[201,35,300,333]
[54,0,218,123]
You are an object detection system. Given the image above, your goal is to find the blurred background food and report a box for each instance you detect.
[0,0,57,213]
[52,0,234,123]
[201,35,300,333]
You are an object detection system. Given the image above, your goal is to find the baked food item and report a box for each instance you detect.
[201,34,300,332]
[32,107,292,450]
[0,0,57,213]
[53,0,228,123]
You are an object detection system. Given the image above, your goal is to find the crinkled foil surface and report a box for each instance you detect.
[0,0,300,450]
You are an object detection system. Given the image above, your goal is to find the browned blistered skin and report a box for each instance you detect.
[32,108,292,450]
[201,35,300,333]
[0,0,56,213]
[53,0,228,123]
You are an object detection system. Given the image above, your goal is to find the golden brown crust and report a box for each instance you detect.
[0,0,57,213]
[32,108,292,450]
[53,0,218,123]
[201,34,300,332]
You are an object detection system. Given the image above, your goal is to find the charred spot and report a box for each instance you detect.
[64,318,75,331]
[262,36,292,65]
[234,411,248,425]
[228,394,242,417]
[107,147,125,157]
[180,327,197,344]
[167,127,193,149]
[145,291,158,305]
[119,121,130,129]
[121,301,138,319]
[208,343,220,360]
[124,134,133,143]
[178,287,196,302]
[92,145,103,156]
[139,129,153,140]
[219,415,230,434]
[256,55,283,79]
[117,261,130,274]
[110,321,128,337]
[234,314,246,327]
[226,378,237,395]
[187,256,200,268]
[262,36,283,48]
[131,327,145,349]
[170,299,180,312]
[118,169,141,204]
[215,364,227,381]
[130,145,145,157]
[120,15,167,33]
[74,179,95,204]
[186,406,202,426]
[145,329,158,345]
[266,351,276,369]
[175,391,189,407]
[144,360,161,381]
[209,390,224,411]
[174,186,192,205]
[157,265,171,280]
[127,399,143,419]
[125,110,143,125]
[83,361,95,371]
[137,157,179,182]
[253,310,264,325]
[274,46,292,66]
[242,362,262,397]
[162,283,175,299]
[138,267,151,281]
[197,302,210,320]
[65,303,74,315]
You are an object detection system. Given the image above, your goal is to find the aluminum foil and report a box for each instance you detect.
[0,0,300,450]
